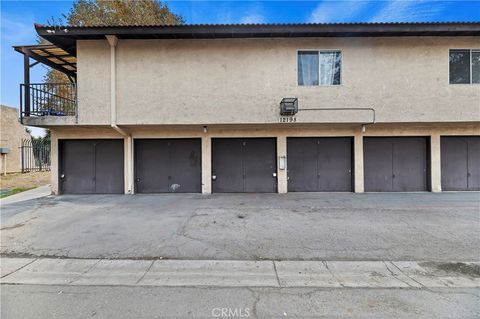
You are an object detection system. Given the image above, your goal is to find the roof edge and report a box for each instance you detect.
[34,21,480,28]
[32,22,480,57]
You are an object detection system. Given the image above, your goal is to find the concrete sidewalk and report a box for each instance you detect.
[0,185,50,205]
[1,257,479,288]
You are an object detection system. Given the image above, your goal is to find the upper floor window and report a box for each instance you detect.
[449,49,480,84]
[298,50,341,86]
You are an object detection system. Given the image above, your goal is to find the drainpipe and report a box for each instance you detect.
[106,35,133,194]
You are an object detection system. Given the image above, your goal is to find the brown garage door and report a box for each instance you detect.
[364,137,429,192]
[134,139,201,193]
[441,136,480,191]
[212,138,276,193]
[287,137,353,192]
[59,139,124,194]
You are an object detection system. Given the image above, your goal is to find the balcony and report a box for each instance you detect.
[20,83,77,126]
[20,83,76,117]
[14,44,77,126]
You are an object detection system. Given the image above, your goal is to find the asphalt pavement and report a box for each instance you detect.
[2,192,479,261]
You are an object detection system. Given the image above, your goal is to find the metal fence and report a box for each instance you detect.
[21,139,51,173]
[20,83,76,119]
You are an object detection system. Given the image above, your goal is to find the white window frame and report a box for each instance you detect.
[297,49,343,86]
[448,48,480,85]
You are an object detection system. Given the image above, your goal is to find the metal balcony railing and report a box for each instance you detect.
[20,83,77,121]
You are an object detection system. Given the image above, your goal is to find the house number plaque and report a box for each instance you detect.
[279,117,297,123]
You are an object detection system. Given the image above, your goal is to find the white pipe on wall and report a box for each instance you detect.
[106,35,118,127]
[106,35,133,194]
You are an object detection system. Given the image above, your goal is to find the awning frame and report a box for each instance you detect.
[13,44,77,79]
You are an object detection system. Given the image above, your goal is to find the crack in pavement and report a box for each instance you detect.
[322,261,345,288]
[390,261,447,289]
[135,260,155,285]
[1,258,38,279]
[389,261,453,301]
[272,261,282,287]
[382,261,418,288]
[67,259,103,285]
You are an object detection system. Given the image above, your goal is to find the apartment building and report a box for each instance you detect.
[14,22,480,194]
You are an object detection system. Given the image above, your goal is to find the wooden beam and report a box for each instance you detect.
[22,48,76,78]
[38,48,77,70]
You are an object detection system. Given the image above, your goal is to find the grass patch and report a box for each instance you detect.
[0,173,22,181]
[0,171,50,190]
[0,187,35,199]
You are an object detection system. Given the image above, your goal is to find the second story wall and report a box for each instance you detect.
[77,41,111,125]
[77,36,480,125]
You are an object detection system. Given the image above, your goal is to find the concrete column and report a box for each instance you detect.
[430,134,442,192]
[50,131,59,195]
[277,135,288,194]
[124,136,134,194]
[354,132,364,193]
[201,136,212,194]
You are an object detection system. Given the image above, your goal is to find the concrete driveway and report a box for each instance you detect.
[1,192,479,261]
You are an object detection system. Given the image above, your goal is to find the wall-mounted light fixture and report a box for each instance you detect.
[361,124,366,133]
[203,126,208,133]
[278,156,286,170]
[280,98,298,116]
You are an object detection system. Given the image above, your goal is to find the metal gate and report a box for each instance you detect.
[21,138,51,172]
[134,139,201,193]
[212,138,277,193]
[59,139,124,194]
[287,137,353,192]
[441,136,480,191]
[364,137,429,192]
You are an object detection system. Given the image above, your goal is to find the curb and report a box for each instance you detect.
[1,257,479,288]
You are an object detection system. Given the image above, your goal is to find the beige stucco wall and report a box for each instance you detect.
[77,41,111,125]
[49,123,480,194]
[76,37,480,126]
[0,105,31,173]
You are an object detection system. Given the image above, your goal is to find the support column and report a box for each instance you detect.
[354,132,364,193]
[277,135,288,194]
[50,131,59,195]
[23,51,30,116]
[430,134,442,192]
[125,136,134,194]
[201,136,212,194]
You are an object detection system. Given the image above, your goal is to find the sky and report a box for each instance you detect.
[1,0,480,136]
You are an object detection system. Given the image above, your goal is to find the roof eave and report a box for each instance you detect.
[34,22,480,57]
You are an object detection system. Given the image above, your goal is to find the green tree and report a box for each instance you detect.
[30,130,51,169]
[31,130,50,145]
[43,0,184,84]
[66,0,184,26]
